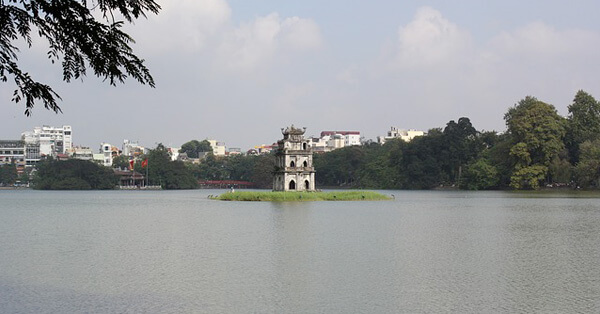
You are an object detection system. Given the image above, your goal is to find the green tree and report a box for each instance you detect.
[548,155,572,185]
[195,154,227,180]
[0,163,18,185]
[145,143,198,189]
[484,132,514,188]
[399,133,445,189]
[226,154,255,181]
[250,153,276,189]
[505,96,566,189]
[441,117,481,184]
[314,146,365,187]
[574,139,600,188]
[179,140,213,158]
[1,0,160,115]
[356,140,402,189]
[112,154,130,169]
[510,165,548,190]
[33,159,117,189]
[565,90,600,163]
[459,158,499,190]
[17,170,30,185]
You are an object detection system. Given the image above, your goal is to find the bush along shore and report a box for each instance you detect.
[213,191,392,201]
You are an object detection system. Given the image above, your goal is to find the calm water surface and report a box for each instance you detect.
[1,189,599,313]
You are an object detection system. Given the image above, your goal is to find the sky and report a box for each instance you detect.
[2,0,600,151]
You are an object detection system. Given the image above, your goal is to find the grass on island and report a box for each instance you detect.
[214,190,392,201]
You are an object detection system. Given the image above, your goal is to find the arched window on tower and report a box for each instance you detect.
[290,160,295,168]
[289,180,296,190]
[304,180,310,190]
[303,142,307,150]
[303,160,308,167]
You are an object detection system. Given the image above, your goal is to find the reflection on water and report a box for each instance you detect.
[0,190,599,313]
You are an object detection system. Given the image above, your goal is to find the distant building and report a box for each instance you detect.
[100,143,114,167]
[227,147,242,156]
[23,140,40,167]
[70,147,94,161]
[378,127,424,144]
[207,140,226,156]
[320,131,361,146]
[114,170,146,188]
[273,125,316,191]
[93,153,105,165]
[252,144,276,155]
[21,125,72,161]
[309,130,361,153]
[0,140,26,167]
[122,140,145,158]
[327,134,346,150]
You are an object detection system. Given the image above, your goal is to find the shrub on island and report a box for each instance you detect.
[215,191,391,201]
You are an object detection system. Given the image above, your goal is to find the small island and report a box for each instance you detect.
[213,126,390,201]
[214,191,391,201]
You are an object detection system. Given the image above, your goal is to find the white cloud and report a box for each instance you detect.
[486,22,600,63]
[132,0,232,54]
[218,13,281,70]
[365,7,600,134]
[217,13,322,70]
[393,6,472,69]
[337,65,360,85]
[281,17,322,50]
[272,83,317,115]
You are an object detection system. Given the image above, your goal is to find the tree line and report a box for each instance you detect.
[160,90,600,191]
[28,90,600,190]
[316,90,600,190]
[125,143,275,189]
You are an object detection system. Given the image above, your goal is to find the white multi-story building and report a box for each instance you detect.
[208,140,226,156]
[123,140,145,158]
[0,140,25,166]
[327,134,346,150]
[323,131,360,146]
[70,147,94,161]
[309,130,361,152]
[100,143,114,167]
[22,125,72,157]
[378,127,424,144]
[320,131,361,146]
[227,148,242,155]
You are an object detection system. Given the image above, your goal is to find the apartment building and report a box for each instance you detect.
[378,127,424,144]
[100,143,114,167]
[21,125,72,156]
[320,131,361,146]
[0,140,26,166]
[310,130,361,153]
[207,140,226,156]
[122,140,146,158]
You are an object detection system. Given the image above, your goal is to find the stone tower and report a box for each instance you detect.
[273,125,316,191]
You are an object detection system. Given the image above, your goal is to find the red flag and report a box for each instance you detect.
[129,159,134,170]
[141,159,148,168]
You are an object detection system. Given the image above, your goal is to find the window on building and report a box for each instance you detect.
[289,180,296,190]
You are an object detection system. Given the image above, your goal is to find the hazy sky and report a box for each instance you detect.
[2,0,600,150]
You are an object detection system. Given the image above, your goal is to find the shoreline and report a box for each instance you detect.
[214,190,392,201]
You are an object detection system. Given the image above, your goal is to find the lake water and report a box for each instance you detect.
[0,189,599,313]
